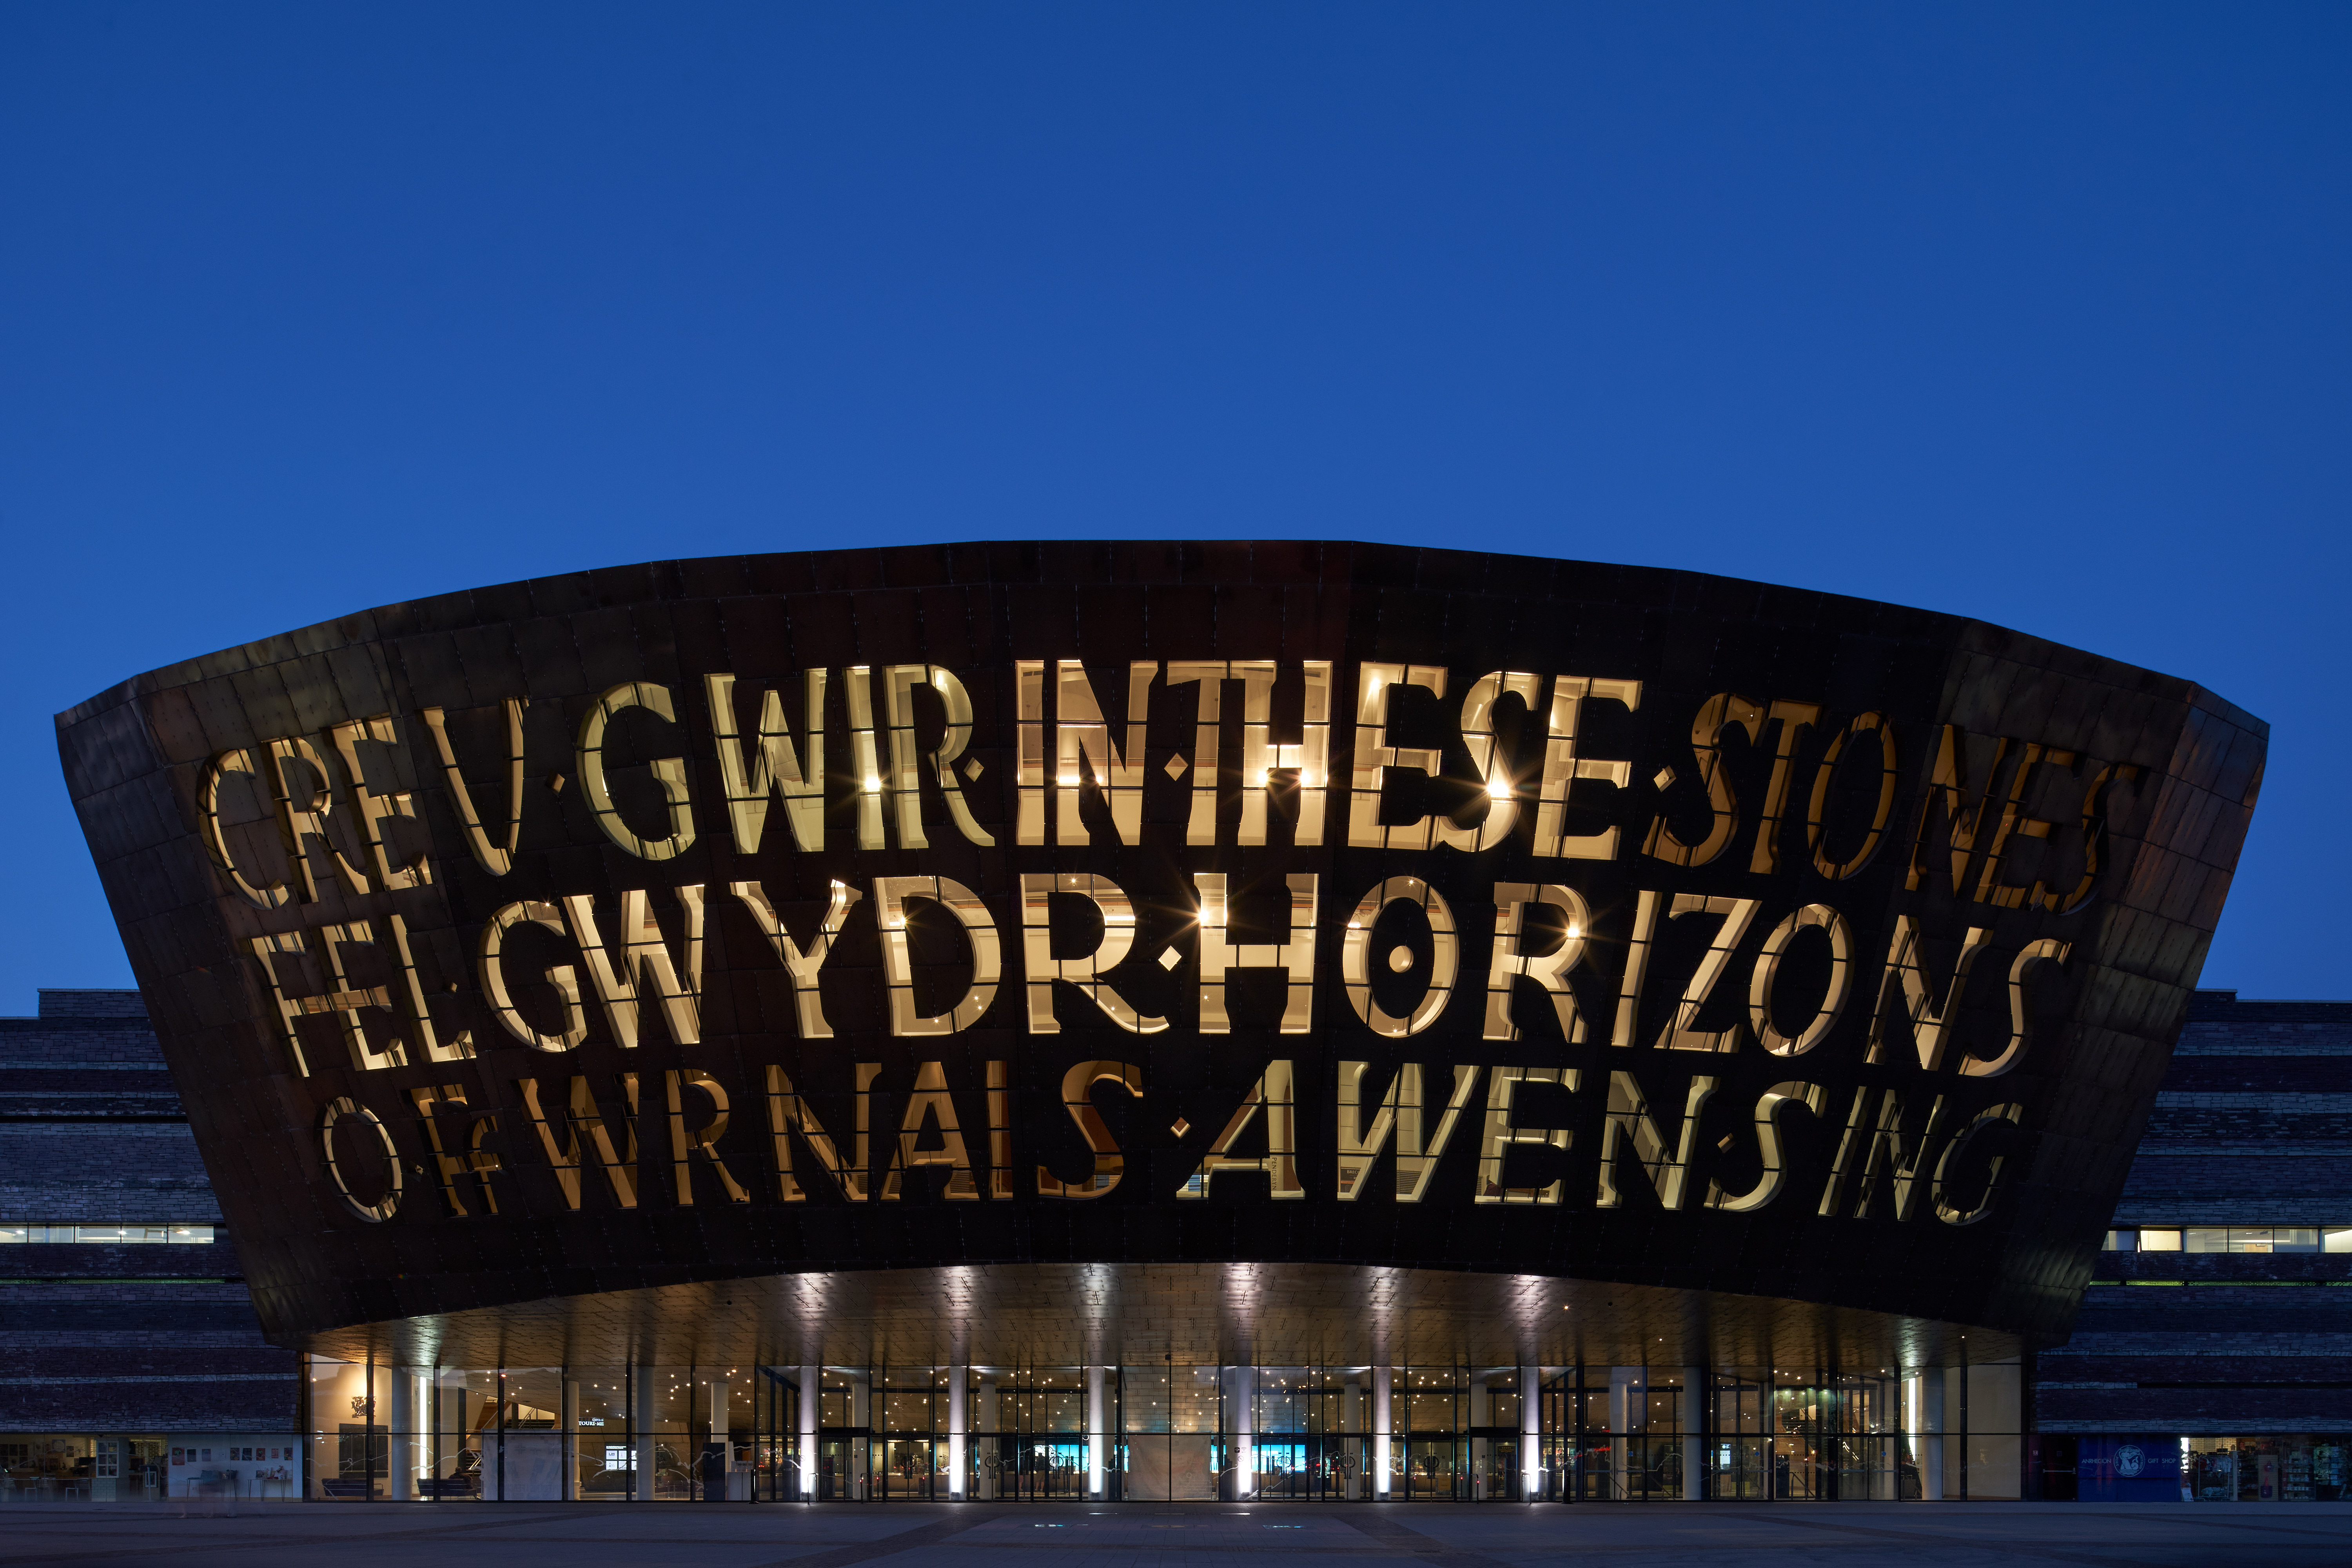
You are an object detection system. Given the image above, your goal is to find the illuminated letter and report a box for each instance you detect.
[561,886,706,1048]
[1484,883,1591,1043]
[409,1083,499,1219]
[1434,671,1539,852]
[1037,1060,1142,1199]
[1475,1066,1576,1205]
[1747,700,1822,874]
[268,737,374,901]
[198,748,292,909]
[1239,661,1332,847]
[1055,661,1155,845]
[479,900,590,1052]
[705,671,828,854]
[247,930,313,1075]
[1747,904,1852,1057]
[987,1060,1014,1201]
[1905,726,2003,895]
[1866,915,1993,1070]
[307,919,407,1071]
[319,1097,402,1222]
[1844,1089,1948,1221]
[1932,1103,2025,1225]
[1702,1082,1827,1213]
[1528,677,1640,860]
[873,876,1002,1035]
[328,716,433,889]
[667,1069,749,1205]
[577,683,696,860]
[419,698,527,877]
[883,1060,979,1200]
[1643,693,1763,868]
[729,879,863,1039]
[763,1062,862,1202]
[881,663,995,848]
[1334,1062,1479,1203]
[1014,661,1046,846]
[1596,1071,1716,1210]
[1178,1060,1303,1199]
[1346,663,1447,849]
[1957,939,2069,1078]
[515,1074,640,1209]
[1194,873,1317,1034]
[1972,745,2066,909]
[1020,873,1167,1034]
[1163,660,1232,845]
[1610,889,1664,1050]
[1805,712,1897,880]
[1656,896,1762,1054]
[2042,764,2139,915]
[1339,877,1459,1037]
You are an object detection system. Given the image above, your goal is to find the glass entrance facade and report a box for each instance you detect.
[303,1354,2025,1501]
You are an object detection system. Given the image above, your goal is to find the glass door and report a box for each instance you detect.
[1406,1439,1461,1499]
[1254,1439,1308,1498]
[817,1437,867,1501]
[1015,1440,1088,1498]
[879,1437,934,1498]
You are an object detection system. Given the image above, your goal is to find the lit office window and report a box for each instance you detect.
[2186,1228,2319,1253]
[2103,1227,2335,1253]
[0,1223,214,1244]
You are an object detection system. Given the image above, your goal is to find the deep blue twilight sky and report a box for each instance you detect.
[2,5,2345,1007]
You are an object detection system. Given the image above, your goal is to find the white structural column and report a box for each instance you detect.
[1608,1368,1642,1500]
[710,1375,731,1499]
[1681,1369,1705,1501]
[387,1370,413,1501]
[1372,1365,1393,1498]
[1519,1365,1541,1500]
[1225,1364,1256,1499]
[1343,1379,1363,1500]
[948,1365,969,1499]
[1087,1365,1108,1497]
[562,1378,580,1501]
[1469,1378,1490,1499]
[1913,1372,1946,1501]
[632,1368,657,1503]
[799,1363,820,1499]
[976,1377,1000,1499]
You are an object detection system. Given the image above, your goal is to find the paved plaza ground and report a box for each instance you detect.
[2,1500,2349,1568]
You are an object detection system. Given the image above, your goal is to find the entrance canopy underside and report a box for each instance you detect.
[299,1263,2020,1372]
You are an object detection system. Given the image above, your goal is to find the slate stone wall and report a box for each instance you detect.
[2039,992,2352,1436]
[0,991,296,1435]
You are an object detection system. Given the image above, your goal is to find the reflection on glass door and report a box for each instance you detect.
[1767,1379,1893,1501]
[1255,1440,1307,1498]
[817,1437,867,1501]
[1016,1441,1087,1499]
[1479,1437,1518,1501]
[1249,1436,1361,1501]
[879,1438,935,1498]
[1406,1440,1460,1499]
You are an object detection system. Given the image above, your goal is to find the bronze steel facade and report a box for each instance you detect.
[53,543,2264,1500]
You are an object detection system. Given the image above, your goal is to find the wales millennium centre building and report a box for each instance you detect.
[51,542,2265,1504]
